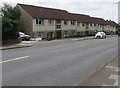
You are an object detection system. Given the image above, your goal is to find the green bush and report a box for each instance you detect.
[1,3,21,40]
[2,17,19,40]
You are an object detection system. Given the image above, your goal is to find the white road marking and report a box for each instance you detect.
[102,84,113,86]
[115,68,118,72]
[105,66,118,69]
[105,66,118,72]
[114,80,118,86]
[0,56,29,64]
[102,80,118,86]
[109,75,118,80]
[108,75,118,86]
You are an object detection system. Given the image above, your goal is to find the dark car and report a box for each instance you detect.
[118,32,120,36]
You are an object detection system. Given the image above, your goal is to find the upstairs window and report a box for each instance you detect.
[100,25,103,27]
[56,25,61,29]
[56,20,61,24]
[99,25,100,27]
[64,20,68,25]
[36,19,44,25]
[77,22,80,26]
[86,23,89,26]
[82,23,85,26]
[48,19,54,25]
[94,24,96,26]
[90,23,92,26]
[36,19,39,24]
[71,21,75,25]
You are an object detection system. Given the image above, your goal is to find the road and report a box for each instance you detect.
[2,37,118,86]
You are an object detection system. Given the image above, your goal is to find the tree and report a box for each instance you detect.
[1,3,21,40]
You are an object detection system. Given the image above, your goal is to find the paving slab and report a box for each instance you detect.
[79,56,119,87]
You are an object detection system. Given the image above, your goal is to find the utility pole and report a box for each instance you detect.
[118,1,120,23]
[118,1,120,33]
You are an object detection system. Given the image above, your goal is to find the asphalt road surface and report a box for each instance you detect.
[2,37,118,86]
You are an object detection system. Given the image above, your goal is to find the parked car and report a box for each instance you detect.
[95,32,106,39]
[19,32,30,41]
[117,32,120,36]
[30,38,42,41]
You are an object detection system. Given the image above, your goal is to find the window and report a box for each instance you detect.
[90,23,92,26]
[64,20,68,25]
[56,20,61,24]
[71,21,75,25]
[48,19,54,25]
[36,19,39,24]
[37,32,44,38]
[100,25,103,27]
[94,24,96,26]
[64,31,69,37]
[56,25,61,29]
[77,22,80,26]
[36,19,44,25]
[86,26,89,29]
[47,32,54,38]
[86,23,89,26]
[82,23,85,26]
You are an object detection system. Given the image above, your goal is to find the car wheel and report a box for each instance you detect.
[27,38,30,41]
[22,37,25,41]
[96,36,100,39]
[101,37,103,39]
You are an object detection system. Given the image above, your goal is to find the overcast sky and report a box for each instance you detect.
[0,0,119,23]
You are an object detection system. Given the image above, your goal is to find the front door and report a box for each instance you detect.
[56,30,61,39]
[55,20,62,39]
[86,30,89,36]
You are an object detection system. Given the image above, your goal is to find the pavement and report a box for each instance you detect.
[0,36,94,50]
[0,43,33,50]
[79,55,119,87]
[0,35,116,50]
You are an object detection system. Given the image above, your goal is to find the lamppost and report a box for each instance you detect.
[118,1,120,23]
[111,2,118,34]
[118,1,120,33]
[111,2,118,21]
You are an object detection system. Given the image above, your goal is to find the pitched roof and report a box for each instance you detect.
[18,3,70,19]
[18,3,118,26]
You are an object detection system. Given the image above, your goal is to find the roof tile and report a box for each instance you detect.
[18,3,118,26]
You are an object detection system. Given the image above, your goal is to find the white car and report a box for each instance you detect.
[30,38,42,41]
[19,32,30,41]
[95,32,106,39]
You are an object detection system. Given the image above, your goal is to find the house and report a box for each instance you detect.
[17,3,118,39]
